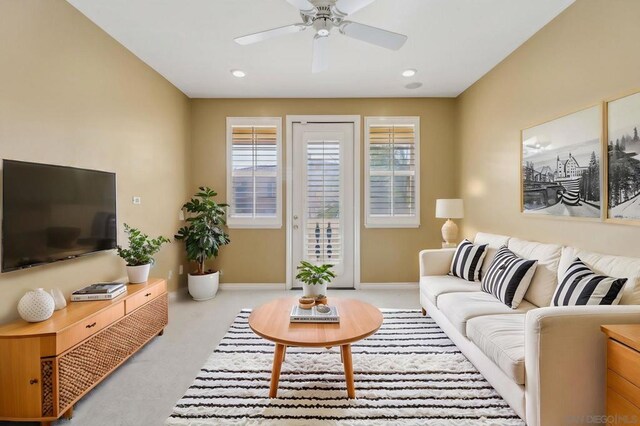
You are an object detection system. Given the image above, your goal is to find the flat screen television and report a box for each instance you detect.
[2,160,117,272]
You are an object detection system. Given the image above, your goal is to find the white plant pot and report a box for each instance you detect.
[127,264,151,284]
[302,282,328,297]
[188,272,219,301]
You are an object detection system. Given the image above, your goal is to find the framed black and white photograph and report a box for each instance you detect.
[521,105,602,219]
[606,90,640,223]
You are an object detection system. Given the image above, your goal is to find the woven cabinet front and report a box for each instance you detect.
[41,359,55,417]
[57,294,168,413]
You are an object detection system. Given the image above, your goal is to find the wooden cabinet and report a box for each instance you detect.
[0,279,168,425]
[602,325,640,426]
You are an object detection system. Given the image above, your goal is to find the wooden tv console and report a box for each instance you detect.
[0,278,168,426]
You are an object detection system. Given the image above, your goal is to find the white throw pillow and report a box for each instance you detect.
[508,237,562,307]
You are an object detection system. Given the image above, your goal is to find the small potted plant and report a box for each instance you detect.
[295,261,336,297]
[117,224,170,284]
[175,187,231,301]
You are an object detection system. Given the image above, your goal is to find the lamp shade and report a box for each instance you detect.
[435,199,464,219]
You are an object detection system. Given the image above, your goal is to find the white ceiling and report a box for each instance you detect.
[66,0,574,98]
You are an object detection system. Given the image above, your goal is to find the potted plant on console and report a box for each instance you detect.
[117,224,170,284]
[175,186,231,301]
[296,261,335,299]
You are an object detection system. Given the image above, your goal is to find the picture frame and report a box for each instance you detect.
[520,104,603,220]
[604,89,640,224]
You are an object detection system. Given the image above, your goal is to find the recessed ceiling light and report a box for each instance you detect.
[405,82,423,90]
[402,69,417,78]
[231,69,246,78]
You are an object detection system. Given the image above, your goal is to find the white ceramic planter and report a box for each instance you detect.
[302,282,328,297]
[188,271,219,301]
[127,263,151,284]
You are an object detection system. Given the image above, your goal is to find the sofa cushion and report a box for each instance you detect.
[481,246,538,308]
[420,275,481,306]
[552,258,627,306]
[449,239,488,282]
[466,314,526,385]
[437,291,536,337]
[559,247,640,305]
[508,237,562,307]
[474,232,511,280]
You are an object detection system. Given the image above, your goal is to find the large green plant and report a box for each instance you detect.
[295,261,336,286]
[116,224,170,266]
[175,187,231,275]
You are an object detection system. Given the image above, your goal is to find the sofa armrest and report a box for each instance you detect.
[524,305,640,426]
[419,248,456,277]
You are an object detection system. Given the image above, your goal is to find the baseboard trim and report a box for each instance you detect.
[168,290,181,302]
[359,282,419,290]
[219,283,287,290]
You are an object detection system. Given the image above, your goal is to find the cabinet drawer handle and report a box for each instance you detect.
[30,378,38,385]
[145,292,152,297]
[86,322,97,329]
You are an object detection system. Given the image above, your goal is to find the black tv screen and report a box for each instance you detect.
[2,160,117,272]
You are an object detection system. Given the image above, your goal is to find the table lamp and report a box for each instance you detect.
[435,199,464,246]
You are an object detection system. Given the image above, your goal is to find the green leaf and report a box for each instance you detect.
[295,261,335,285]
[116,223,170,266]
[174,187,231,271]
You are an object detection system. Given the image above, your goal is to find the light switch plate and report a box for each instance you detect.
[132,196,141,205]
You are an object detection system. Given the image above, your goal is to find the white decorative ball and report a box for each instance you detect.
[18,288,55,322]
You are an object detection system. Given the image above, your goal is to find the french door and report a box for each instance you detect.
[291,122,355,288]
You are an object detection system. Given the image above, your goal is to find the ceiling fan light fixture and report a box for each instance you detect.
[402,69,417,78]
[317,28,330,37]
[231,69,246,78]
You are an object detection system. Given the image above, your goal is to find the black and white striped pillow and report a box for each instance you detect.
[481,246,538,308]
[552,258,627,306]
[449,239,488,282]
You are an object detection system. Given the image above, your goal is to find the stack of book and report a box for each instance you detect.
[71,282,126,302]
[290,305,340,323]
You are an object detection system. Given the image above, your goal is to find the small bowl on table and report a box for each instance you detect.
[315,295,327,305]
[298,297,315,309]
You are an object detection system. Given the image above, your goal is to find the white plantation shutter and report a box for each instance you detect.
[365,117,420,227]
[226,117,282,228]
[305,139,342,266]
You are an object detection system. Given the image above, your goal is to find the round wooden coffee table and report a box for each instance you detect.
[248,297,383,399]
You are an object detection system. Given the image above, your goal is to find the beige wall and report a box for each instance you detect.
[191,98,458,283]
[0,0,190,322]
[457,0,640,256]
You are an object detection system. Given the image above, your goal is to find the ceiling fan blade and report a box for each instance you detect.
[334,0,376,16]
[312,35,329,73]
[234,24,307,45]
[340,21,407,50]
[285,0,316,13]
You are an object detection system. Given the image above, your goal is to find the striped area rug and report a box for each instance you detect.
[166,309,524,425]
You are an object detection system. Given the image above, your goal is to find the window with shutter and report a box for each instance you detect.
[226,117,282,228]
[364,117,420,228]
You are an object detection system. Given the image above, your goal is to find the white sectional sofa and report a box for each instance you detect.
[419,232,640,426]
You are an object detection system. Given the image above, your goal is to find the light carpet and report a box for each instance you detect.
[167,309,524,425]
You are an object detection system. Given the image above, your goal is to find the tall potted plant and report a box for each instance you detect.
[295,261,336,297]
[175,187,231,301]
[117,224,170,284]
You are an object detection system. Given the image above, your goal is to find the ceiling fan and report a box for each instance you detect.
[234,0,408,73]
